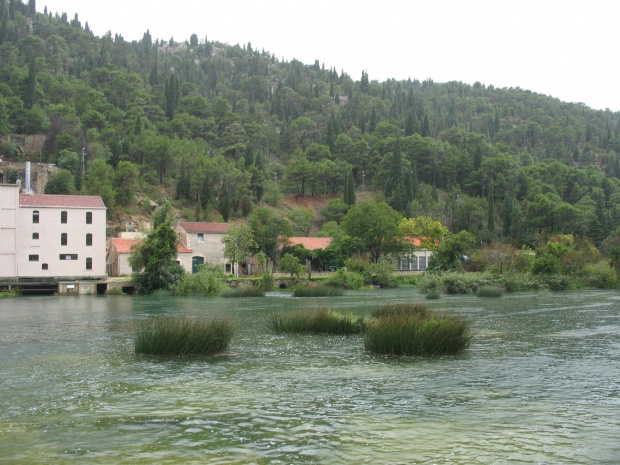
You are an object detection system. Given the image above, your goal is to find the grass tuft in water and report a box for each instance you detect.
[425,290,441,300]
[293,286,344,297]
[476,286,504,297]
[220,287,266,298]
[371,303,432,320]
[365,310,470,356]
[271,308,365,334]
[134,316,233,356]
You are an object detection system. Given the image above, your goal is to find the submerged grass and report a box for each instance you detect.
[220,287,266,298]
[134,316,233,356]
[476,286,504,297]
[271,308,365,334]
[293,286,344,297]
[365,309,470,356]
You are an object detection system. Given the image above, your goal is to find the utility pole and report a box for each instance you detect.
[274,171,278,186]
[82,147,86,176]
[362,170,365,192]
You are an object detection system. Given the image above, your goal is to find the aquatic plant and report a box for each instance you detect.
[271,308,365,335]
[220,287,266,298]
[370,303,432,320]
[293,286,344,297]
[425,290,441,300]
[134,316,233,356]
[364,311,470,356]
[475,286,504,297]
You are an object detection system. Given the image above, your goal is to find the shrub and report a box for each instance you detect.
[134,316,233,356]
[271,308,365,334]
[364,312,470,356]
[258,271,274,291]
[371,303,432,320]
[540,274,574,291]
[220,287,266,298]
[325,269,366,289]
[393,274,419,287]
[293,286,344,297]
[476,286,504,298]
[174,264,226,296]
[106,287,124,295]
[581,262,618,289]
[425,290,441,300]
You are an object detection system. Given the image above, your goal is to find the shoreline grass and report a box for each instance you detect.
[134,316,233,356]
[476,286,504,297]
[220,288,266,298]
[293,286,344,297]
[271,308,365,334]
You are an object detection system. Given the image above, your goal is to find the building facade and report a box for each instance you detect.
[174,222,229,273]
[0,184,106,280]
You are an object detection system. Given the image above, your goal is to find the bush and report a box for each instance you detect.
[271,308,364,334]
[365,312,470,356]
[371,303,432,320]
[293,286,344,297]
[174,264,226,296]
[393,274,419,287]
[258,271,274,291]
[540,274,574,291]
[325,269,366,289]
[475,286,504,298]
[220,287,266,298]
[581,262,618,289]
[134,316,233,356]
[425,290,441,300]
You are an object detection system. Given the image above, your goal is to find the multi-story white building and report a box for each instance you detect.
[0,184,106,280]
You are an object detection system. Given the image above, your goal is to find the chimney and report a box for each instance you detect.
[22,161,34,195]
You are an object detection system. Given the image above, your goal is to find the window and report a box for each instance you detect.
[29,255,39,261]
[61,233,67,246]
[86,233,92,246]
[59,254,78,260]
[86,212,92,224]
[198,233,204,242]
[32,232,39,240]
[42,263,48,270]
[61,211,67,224]
[33,211,39,224]
[86,257,92,270]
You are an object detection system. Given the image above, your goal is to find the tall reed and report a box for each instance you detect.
[271,308,364,334]
[134,316,233,356]
[371,303,432,320]
[220,288,266,298]
[293,286,344,297]
[365,311,470,356]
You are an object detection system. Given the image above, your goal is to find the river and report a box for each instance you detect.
[0,289,618,464]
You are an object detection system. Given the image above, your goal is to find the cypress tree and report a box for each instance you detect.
[218,182,233,222]
[343,168,356,206]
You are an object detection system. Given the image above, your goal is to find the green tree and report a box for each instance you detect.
[83,158,116,212]
[222,224,257,277]
[343,166,356,206]
[44,170,75,194]
[130,202,185,294]
[287,208,314,235]
[278,253,305,279]
[341,201,403,262]
[113,161,139,205]
[428,230,476,271]
[249,207,293,266]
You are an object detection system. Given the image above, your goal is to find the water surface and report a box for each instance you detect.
[0,289,618,464]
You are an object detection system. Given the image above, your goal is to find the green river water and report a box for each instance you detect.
[0,289,618,464]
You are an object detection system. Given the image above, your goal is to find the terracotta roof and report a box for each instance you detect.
[287,237,332,251]
[177,222,229,234]
[20,194,106,208]
[112,238,193,254]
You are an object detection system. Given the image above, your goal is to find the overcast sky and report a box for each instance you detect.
[40,0,620,112]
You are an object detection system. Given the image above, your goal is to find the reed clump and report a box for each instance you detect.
[271,308,365,335]
[475,286,504,297]
[134,316,233,356]
[293,286,344,297]
[220,287,266,298]
[365,306,470,356]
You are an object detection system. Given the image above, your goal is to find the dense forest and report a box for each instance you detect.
[3,0,620,261]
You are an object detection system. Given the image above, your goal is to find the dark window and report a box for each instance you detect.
[33,211,39,224]
[198,233,204,242]
[61,211,67,224]
[86,257,92,270]
[29,255,39,261]
[32,232,39,240]
[86,233,92,246]
[59,254,78,260]
[86,212,92,224]
[61,233,67,246]
[42,263,48,270]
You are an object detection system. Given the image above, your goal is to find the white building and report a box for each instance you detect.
[174,222,230,273]
[0,184,106,280]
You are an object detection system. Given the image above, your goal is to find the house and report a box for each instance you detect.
[174,222,230,273]
[396,237,434,271]
[106,236,193,277]
[286,237,333,272]
[0,184,106,280]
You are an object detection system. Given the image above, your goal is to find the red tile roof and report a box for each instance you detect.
[287,237,332,251]
[20,194,106,208]
[177,222,229,234]
[112,238,193,254]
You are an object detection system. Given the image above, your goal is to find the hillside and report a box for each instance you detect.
[1,0,620,250]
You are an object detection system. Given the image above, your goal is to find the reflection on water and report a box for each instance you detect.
[1,290,619,464]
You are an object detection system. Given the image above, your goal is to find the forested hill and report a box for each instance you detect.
[2,0,620,248]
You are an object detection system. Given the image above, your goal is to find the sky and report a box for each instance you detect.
[39,0,620,112]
